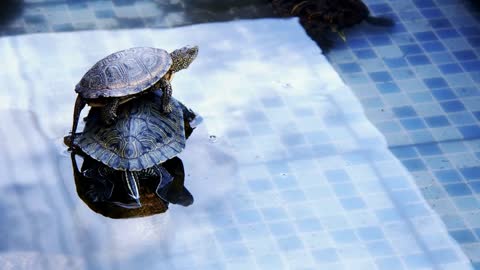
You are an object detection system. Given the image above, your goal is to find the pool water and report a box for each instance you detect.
[0,0,479,269]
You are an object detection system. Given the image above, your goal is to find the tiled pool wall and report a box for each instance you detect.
[2,0,480,268]
[2,0,273,35]
[326,0,480,267]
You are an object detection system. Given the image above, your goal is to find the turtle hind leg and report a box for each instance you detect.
[101,98,120,125]
[159,78,173,114]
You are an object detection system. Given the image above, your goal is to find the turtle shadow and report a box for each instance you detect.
[70,153,193,219]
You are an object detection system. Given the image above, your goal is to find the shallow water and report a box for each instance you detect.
[0,18,474,269]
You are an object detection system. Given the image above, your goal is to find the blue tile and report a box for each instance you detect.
[453,50,478,61]
[348,38,369,50]
[269,222,295,236]
[325,169,350,183]
[331,229,358,243]
[429,19,452,29]
[439,63,463,74]
[338,63,362,73]
[384,57,408,69]
[460,167,480,180]
[431,249,460,264]
[354,49,377,59]
[416,144,442,155]
[356,227,384,241]
[377,82,400,94]
[450,230,477,244]
[95,10,115,19]
[432,88,457,100]
[367,241,394,257]
[248,179,273,192]
[440,101,465,112]
[424,77,448,89]
[340,197,366,210]
[471,181,480,193]
[402,159,427,171]
[429,52,455,64]
[376,257,404,270]
[261,207,288,220]
[296,218,322,232]
[332,183,358,197]
[404,254,431,269]
[400,44,423,55]
[368,35,393,46]
[449,112,476,125]
[406,55,431,65]
[467,37,480,48]
[369,71,393,82]
[444,183,472,196]
[459,125,480,139]
[400,118,426,130]
[424,115,451,127]
[461,61,480,72]
[420,41,445,52]
[370,3,392,13]
[459,26,480,37]
[413,0,436,8]
[235,209,262,224]
[421,8,444,19]
[375,208,402,223]
[409,92,433,103]
[392,106,417,118]
[414,31,438,42]
[277,236,304,252]
[390,146,418,159]
[312,248,339,263]
[434,170,463,183]
[215,228,242,243]
[436,29,461,39]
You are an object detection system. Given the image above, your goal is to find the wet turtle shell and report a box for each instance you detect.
[75,47,173,99]
[74,95,188,171]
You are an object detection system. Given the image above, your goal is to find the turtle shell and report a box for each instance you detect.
[74,95,187,171]
[76,47,172,99]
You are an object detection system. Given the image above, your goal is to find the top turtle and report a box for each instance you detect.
[70,46,198,142]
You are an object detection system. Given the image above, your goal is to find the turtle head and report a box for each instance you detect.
[170,45,199,73]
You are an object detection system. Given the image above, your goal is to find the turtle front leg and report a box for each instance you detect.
[101,98,120,125]
[159,78,173,114]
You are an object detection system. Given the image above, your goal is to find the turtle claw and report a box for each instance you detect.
[161,103,173,114]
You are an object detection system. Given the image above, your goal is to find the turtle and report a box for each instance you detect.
[66,93,197,207]
[70,45,199,143]
[271,0,394,52]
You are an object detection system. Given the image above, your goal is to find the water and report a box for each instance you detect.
[0,1,476,270]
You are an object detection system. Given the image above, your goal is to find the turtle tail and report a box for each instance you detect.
[365,15,394,27]
[70,95,86,144]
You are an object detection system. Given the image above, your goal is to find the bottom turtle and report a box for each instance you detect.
[66,93,197,208]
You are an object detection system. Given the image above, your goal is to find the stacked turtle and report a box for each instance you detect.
[66,46,199,210]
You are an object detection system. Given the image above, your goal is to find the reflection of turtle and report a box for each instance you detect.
[67,94,197,207]
[70,46,198,142]
[71,153,193,218]
[271,0,393,51]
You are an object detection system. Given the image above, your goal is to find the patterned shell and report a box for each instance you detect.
[75,47,172,99]
[75,96,186,171]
